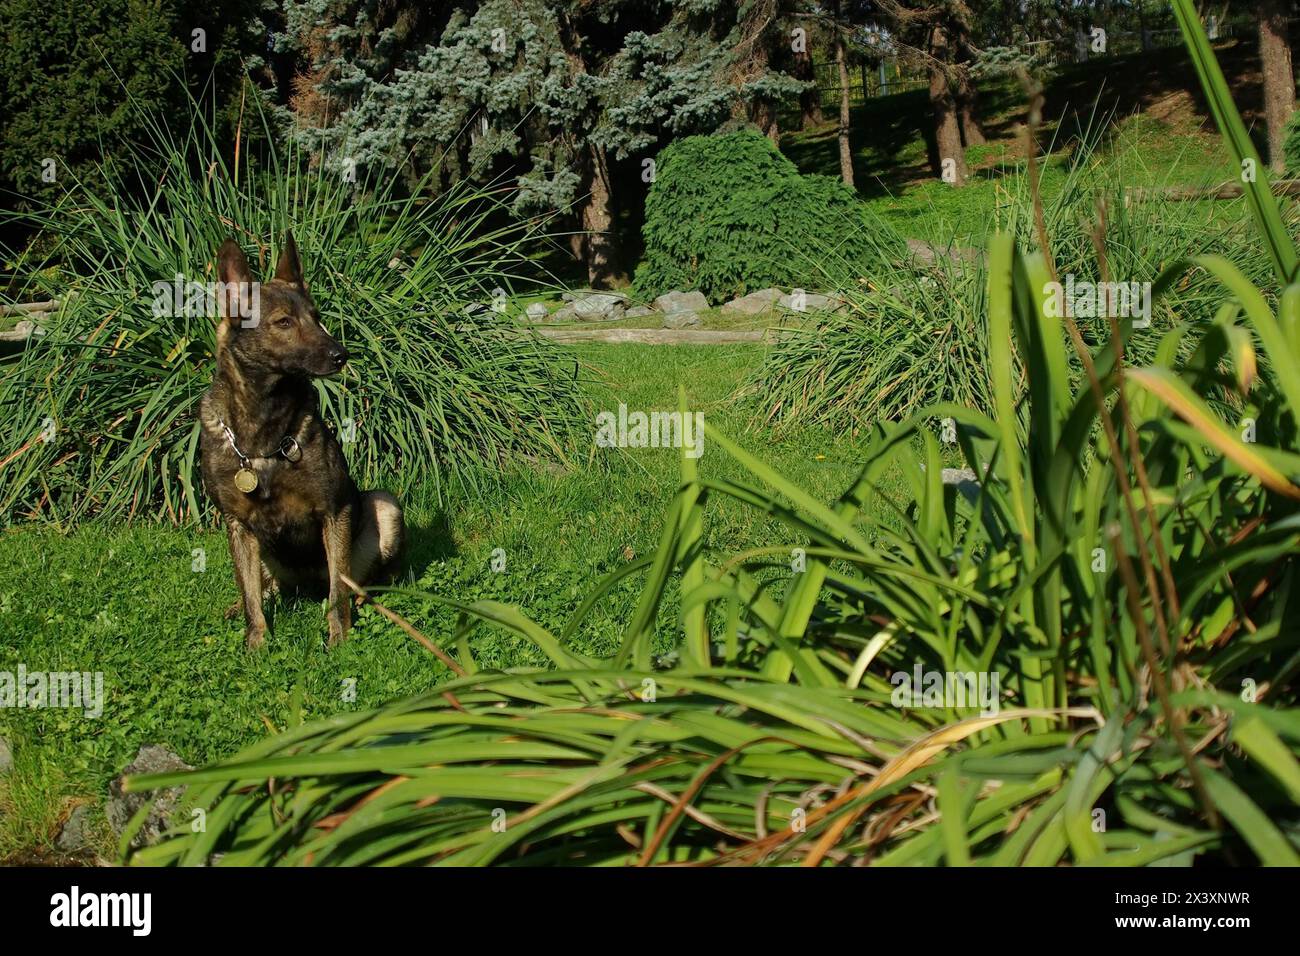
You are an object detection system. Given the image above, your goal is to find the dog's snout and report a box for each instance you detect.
[330,346,349,369]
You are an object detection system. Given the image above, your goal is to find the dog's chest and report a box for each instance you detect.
[222,460,320,537]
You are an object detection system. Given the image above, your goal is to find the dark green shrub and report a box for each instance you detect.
[0,0,265,200]
[633,131,883,303]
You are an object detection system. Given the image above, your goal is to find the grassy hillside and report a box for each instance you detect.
[780,38,1266,241]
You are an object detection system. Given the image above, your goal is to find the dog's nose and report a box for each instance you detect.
[330,346,349,369]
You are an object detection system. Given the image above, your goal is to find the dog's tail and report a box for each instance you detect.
[352,491,405,583]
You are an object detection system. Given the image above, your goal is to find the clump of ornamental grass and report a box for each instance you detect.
[743,117,1280,434]
[738,248,994,432]
[0,92,586,524]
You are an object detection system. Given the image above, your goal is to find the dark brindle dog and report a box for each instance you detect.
[199,232,404,649]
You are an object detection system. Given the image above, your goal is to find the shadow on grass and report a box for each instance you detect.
[402,510,457,583]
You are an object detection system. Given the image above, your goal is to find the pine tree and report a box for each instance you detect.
[0,0,267,201]
[277,0,804,288]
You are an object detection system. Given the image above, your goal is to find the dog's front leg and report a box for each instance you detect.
[227,521,268,649]
[323,507,353,648]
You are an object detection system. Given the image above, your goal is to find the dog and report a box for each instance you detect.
[198,231,404,649]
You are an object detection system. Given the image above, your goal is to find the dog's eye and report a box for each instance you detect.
[273,316,294,329]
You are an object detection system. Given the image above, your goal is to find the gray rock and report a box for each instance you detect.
[56,805,94,852]
[653,290,709,315]
[570,292,627,322]
[905,238,985,268]
[0,736,11,774]
[525,302,550,322]
[721,288,783,316]
[661,311,702,329]
[778,290,845,314]
[625,305,657,319]
[941,467,981,505]
[563,287,629,302]
[107,744,192,848]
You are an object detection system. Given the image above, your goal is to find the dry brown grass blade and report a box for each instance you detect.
[709,708,1094,866]
[339,574,466,716]
[637,738,779,866]
[799,708,1098,866]
[1125,367,1300,501]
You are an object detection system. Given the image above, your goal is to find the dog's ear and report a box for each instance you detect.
[274,230,305,288]
[216,239,255,323]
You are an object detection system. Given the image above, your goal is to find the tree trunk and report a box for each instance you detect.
[794,46,823,128]
[955,68,985,146]
[951,20,985,148]
[557,16,628,288]
[835,25,854,187]
[1259,0,1296,174]
[752,99,781,144]
[577,146,627,289]
[929,24,967,185]
[746,30,780,144]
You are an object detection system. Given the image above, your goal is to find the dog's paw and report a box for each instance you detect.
[326,612,349,649]
[245,624,267,650]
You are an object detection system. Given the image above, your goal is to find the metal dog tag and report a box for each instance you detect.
[234,467,259,493]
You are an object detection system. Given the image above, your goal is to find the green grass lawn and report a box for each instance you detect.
[0,340,900,860]
[530,305,811,331]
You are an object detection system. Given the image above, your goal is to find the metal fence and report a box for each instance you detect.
[811,59,926,109]
[809,11,1253,108]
